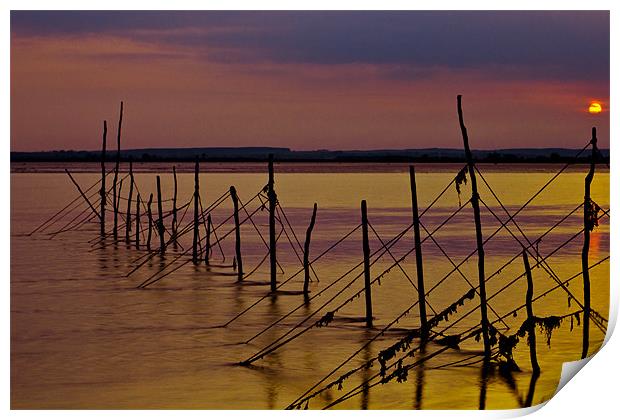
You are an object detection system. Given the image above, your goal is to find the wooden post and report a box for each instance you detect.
[230,186,243,282]
[192,160,200,264]
[268,154,278,292]
[156,175,166,254]
[135,193,141,249]
[582,127,597,359]
[522,250,540,374]
[457,95,491,358]
[115,179,123,227]
[172,165,178,240]
[303,203,318,297]
[112,177,118,240]
[205,214,212,265]
[125,158,134,242]
[409,166,428,341]
[361,200,373,328]
[112,101,123,240]
[146,193,153,251]
[100,120,107,236]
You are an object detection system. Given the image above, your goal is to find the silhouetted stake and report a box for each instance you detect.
[409,166,428,342]
[522,250,540,374]
[100,120,107,236]
[172,165,178,240]
[114,179,124,242]
[147,193,153,251]
[582,127,597,359]
[303,203,318,298]
[457,94,490,359]
[268,154,278,292]
[205,214,212,265]
[112,101,123,239]
[64,169,101,220]
[125,159,134,242]
[156,175,166,255]
[112,178,118,240]
[135,193,141,249]
[361,200,373,328]
[192,160,200,264]
[230,186,243,282]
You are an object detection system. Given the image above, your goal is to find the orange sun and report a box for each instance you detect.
[588,102,603,114]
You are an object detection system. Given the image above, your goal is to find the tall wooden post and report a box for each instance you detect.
[230,186,243,282]
[146,193,153,251]
[125,158,134,242]
[112,177,118,240]
[361,200,373,328]
[156,175,166,255]
[457,95,490,358]
[409,166,428,341]
[100,120,107,236]
[135,193,141,249]
[172,165,178,241]
[582,127,597,359]
[115,179,123,235]
[268,154,278,292]
[522,250,540,374]
[205,214,212,265]
[303,203,318,297]
[192,160,200,264]
[112,101,123,240]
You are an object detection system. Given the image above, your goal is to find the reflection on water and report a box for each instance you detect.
[11,164,609,409]
[524,372,540,408]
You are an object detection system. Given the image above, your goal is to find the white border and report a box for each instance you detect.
[4,2,617,419]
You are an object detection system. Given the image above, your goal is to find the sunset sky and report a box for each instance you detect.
[10,11,610,152]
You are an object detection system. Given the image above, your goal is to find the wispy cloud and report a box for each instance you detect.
[11,11,610,82]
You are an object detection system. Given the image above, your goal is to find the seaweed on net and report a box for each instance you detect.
[315,311,335,328]
[533,315,562,347]
[585,198,602,231]
[427,288,476,329]
[491,311,579,366]
[297,355,377,408]
[395,360,409,383]
[435,334,461,349]
[497,332,520,360]
[454,166,468,205]
[378,329,420,376]
[375,288,476,377]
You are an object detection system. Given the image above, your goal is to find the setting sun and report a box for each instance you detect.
[588,102,603,114]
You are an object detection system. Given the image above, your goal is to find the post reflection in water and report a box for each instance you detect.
[264,293,283,409]
[524,372,540,408]
[360,330,373,410]
[414,347,425,410]
[479,362,491,410]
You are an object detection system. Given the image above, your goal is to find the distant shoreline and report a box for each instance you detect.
[11,161,609,174]
[10,146,609,164]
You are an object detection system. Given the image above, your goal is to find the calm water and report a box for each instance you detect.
[11,163,609,409]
